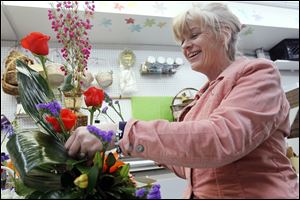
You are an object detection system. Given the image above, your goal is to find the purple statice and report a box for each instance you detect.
[101,106,108,114]
[87,125,114,143]
[1,115,14,138]
[36,100,62,117]
[104,130,114,143]
[1,152,9,163]
[135,188,146,198]
[3,125,14,139]
[147,184,161,199]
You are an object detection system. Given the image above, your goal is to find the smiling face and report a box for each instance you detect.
[180,21,232,81]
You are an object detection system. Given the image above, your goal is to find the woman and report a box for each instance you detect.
[65,3,299,198]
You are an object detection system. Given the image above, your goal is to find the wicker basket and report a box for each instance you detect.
[170,88,198,121]
[2,50,34,96]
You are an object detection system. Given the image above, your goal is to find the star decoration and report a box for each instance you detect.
[152,2,167,15]
[241,26,255,36]
[127,2,137,8]
[100,18,112,28]
[129,24,142,32]
[144,18,156,27]
[252,14,263,21]
[157,22,167,28]
[125,18,135,24]
[114,3,124,11]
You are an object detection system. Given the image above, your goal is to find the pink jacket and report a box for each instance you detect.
[119,57,299,198]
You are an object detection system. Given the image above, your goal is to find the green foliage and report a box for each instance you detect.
[61,73,74,92]
[6,130,68,192]
[16,59,60,142]
[87,165,99,193]
[120,164,130,178]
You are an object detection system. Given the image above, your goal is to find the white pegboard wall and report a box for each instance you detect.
[1,41,206,124]
[2,40,299,124]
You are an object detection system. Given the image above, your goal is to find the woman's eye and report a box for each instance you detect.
[191,33,199,39]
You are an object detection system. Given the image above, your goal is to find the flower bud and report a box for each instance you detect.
[74,174,88,189]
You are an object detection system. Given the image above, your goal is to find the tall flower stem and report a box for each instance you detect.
[57,116,68,143]
[90,112,94,125]
[104,113,115,123]
[111,104,124,122]
[89,107,96,125]
[37,55,51,91]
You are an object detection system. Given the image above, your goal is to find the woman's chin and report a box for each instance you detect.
[191,64,204,73]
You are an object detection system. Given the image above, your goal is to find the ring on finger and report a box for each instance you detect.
[78,152,87,159]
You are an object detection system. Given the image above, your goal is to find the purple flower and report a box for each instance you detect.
[101,106,108,114]
[1,115,10,130]
[36,100,62,117]
[3,125,15,139]
[87,125,114,143]
[135,188,146,198]
[104,130,114,143]
[147,184,161,199]
[1,152,9,163]
[1,115,14,138]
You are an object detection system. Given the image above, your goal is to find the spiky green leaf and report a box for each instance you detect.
[87,165,99,193]
[16,59,60,141]
[6,130,68,192]
[119,164,130,178]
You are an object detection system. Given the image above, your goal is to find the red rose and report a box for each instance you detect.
[46,109,77,132]
[21,32,50,55]
[83,86,104,107]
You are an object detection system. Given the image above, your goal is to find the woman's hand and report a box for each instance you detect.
[65,123,118,164]
[65,126,102,163]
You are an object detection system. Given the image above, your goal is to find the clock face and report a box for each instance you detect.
[119,49,136,69]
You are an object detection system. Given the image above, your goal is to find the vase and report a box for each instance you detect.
[63,92,82,111]
[63,92,88,129]
[74,111,88,129]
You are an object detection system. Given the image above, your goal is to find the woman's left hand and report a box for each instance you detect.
[65,123,118,165]
[65,126,102,163]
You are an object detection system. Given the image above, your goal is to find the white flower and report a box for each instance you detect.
[1,188,24,199]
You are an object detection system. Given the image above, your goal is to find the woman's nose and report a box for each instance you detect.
[181,39,192,49]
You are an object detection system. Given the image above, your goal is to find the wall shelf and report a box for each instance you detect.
[140,62,179,75]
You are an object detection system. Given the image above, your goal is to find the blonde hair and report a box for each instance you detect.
[173,3,242,61]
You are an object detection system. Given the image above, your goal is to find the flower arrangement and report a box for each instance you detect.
[3,32,161,199]
[48,1,95,95]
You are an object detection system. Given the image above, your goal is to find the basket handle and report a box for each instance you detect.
[171,87,198,105]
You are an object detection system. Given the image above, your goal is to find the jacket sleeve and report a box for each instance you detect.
[119,59,290,168]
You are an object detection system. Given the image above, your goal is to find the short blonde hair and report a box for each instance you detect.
[173,3,242,61]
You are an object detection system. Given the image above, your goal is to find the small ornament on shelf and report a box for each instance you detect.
[140,56,184,75]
